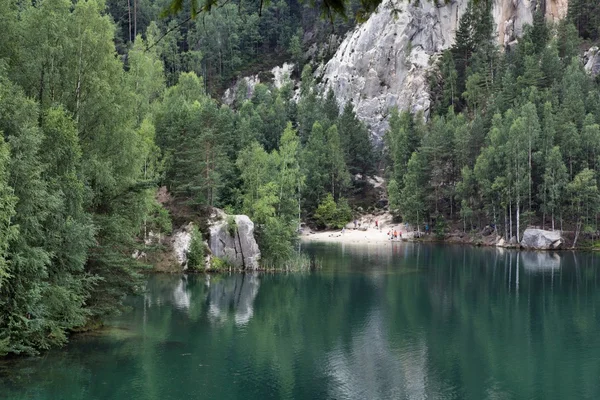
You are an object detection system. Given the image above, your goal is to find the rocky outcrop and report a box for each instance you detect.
[521,228,563,250]
[209,211,261,270]
[172,222,194,267]
[223,63,294,106]
[321,0,466,142]
[320,0,568,142]
[584,46,600,77]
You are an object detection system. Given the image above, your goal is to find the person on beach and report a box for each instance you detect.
[375,220,378,229]
[393,230,398,240]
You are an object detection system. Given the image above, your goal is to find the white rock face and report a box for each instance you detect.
[321,0,467,141]
[521,228,563,250]
[223,63,295,106]
[209,214,261,270]
[172,222,193,268]
[271,62,294,89]
[320,0,569,142]
[584,46,600,77]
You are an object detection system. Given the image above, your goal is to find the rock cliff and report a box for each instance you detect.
[208,210,261,270]
[320,0,569,142]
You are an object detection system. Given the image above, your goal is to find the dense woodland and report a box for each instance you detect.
[0,0,598,357]
[0,0,372,356]
[388,1,600,246]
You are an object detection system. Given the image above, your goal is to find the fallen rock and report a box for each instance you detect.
[209,214,261,270]
[496,237,506,247]
[520,228,563,250]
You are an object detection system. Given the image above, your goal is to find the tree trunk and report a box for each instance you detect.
[509,201,513,239]
[504,206,508,240]
[551,212,555,231]
[75,31,84,125]
[128,0,132,42]
[529,142,532,212]
[542,211,545,230]
[133,0,137,39]
[573,220,582,248]
[516,200,520,243]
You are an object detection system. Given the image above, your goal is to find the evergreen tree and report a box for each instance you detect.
[540,146,568,231]
[338,102,374,177]
[400,152,426,229]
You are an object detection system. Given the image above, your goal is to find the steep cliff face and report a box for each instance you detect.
[321,0,569,142]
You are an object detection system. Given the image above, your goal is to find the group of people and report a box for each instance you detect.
[387,229,402,240]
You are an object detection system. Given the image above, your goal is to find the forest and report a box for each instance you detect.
[0,0,598,356]
[0,0,373,356]
[388,1,600,246]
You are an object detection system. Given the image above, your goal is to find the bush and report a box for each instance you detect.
[314,193,352,229]
[187,226,205,271]
[210,256,232,271]
[226,215,237,237]
[434,215,449,240]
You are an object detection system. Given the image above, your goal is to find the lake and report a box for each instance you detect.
[2,243,600,399]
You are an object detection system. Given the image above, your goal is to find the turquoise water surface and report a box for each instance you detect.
[2,243,600,399]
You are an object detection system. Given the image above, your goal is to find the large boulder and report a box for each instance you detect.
[520,228,563,250]
[209,213,261,270]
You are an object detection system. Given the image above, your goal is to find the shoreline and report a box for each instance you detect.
[300,227,598,251]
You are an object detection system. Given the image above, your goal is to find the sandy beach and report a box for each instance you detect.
[300,225,412,244]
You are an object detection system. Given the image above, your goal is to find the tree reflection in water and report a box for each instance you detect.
[2,244,600,400]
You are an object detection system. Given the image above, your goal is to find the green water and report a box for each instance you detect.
[2,243,600,400]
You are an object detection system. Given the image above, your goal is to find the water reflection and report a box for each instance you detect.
[143,273,261,326]
[519,251,561,272]
[3,245,600,400]
[208,274,260,326]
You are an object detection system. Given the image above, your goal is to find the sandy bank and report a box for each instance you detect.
[300,226,411,244]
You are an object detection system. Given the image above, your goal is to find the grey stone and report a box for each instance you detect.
[209,214,261,270]
[520,228,563,250]
[319,0,567,143]
[172,222,193,268]
[584,46,600,77]
[509,236,518,245]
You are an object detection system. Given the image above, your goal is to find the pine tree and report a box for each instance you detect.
[400,152,426,229]
[541,147,568,231]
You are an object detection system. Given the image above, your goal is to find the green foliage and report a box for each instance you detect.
[434,215,449,240]
[226,215,237,237]
[210,256,231,271]
[387,11,600,243]
[187,226,206,271]
[400,152,426,227]
[313,193,353,229]
[387,179,400,212]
